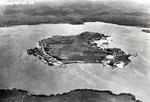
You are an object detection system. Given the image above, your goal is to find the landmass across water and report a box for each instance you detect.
[0,1,150,28]
[0,88,142,102]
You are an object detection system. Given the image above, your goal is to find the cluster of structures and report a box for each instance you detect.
[102,53,131,68]
[84,33,132,68]
[88,36,112,48]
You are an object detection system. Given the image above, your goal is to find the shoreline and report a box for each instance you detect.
[0,88,142,102]
[0,20,149,29]
[27,32,132,68]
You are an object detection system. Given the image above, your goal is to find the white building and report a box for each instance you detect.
[114,61,125,68]
[105,55,114,60]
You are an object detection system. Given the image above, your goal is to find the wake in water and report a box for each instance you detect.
[138,53,150,64]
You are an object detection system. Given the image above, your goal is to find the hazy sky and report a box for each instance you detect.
[0,0,150,5]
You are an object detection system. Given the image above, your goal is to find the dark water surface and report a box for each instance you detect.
[0,22,150,102]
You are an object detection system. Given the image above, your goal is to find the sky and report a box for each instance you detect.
[0,0,150,13]
[0,0,150,5]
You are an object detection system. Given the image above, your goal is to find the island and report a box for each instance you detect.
[0,88,142,102]
[142,29,150,33]
[27,32,132,68]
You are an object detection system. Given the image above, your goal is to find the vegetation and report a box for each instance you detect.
[142,29,150,33]
[0,88,142,102]
[0,1,150,27]
[27,32,131,68]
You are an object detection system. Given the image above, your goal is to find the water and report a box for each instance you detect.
[0,22,150,102]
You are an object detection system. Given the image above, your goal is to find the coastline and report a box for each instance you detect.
[27,32,132,68]
[0,88,142,102]
[1,20,149,28]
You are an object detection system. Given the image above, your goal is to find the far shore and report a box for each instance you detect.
[0,20,149,29]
